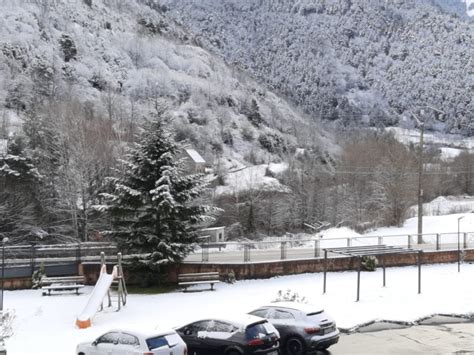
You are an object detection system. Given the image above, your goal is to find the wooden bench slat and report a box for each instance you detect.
[42,285,84,290]
[178,275,220,280]
[178,272,219,277]
[178,280,221,286]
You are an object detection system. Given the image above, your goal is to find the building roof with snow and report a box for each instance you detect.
[184,148,206,164]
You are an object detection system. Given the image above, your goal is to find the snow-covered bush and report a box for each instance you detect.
[273,289,307,303]
[0,309,15,344]
[361,256,378,272]
[31,263,45,289]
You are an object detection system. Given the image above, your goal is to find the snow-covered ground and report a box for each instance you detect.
[4,263,474,355]
[215,162,289,195]
[387,127,474,160]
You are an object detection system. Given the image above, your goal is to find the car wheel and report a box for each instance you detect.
[285,336,306,355]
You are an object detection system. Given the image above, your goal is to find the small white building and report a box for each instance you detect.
[199,226,226,243]
[182,148,206,174]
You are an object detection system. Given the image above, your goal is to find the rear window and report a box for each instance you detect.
[245,322,273,340]
[146,336,168,350]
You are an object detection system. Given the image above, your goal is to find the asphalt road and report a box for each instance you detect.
[326,323,474,354]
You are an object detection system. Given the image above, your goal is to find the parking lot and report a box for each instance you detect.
[329,323,474,354]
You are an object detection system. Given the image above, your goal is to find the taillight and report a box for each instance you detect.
[143,352,153,355]
[304,327,321,334]
[248,338,265,346]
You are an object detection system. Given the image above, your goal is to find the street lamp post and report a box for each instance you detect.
[1,237,8,312]
[412,113,424,244]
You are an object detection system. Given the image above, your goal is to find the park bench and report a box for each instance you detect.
[178,272,220,292]
[40,276,85,296]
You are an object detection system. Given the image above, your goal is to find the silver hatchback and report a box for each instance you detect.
[249,302,339,355]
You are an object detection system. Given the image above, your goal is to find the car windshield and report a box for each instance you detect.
[245,322,272,340]
[146,336,168,350]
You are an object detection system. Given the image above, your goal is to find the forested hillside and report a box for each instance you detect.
[164,0,473,134]
[0,0,332,243]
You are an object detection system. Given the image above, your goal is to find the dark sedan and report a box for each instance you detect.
[175,315,280,355]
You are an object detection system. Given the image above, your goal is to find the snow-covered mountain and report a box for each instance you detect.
[0,0,334,170]
[163,0,473,135]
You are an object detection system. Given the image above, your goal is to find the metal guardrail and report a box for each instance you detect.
[189,232,474,263]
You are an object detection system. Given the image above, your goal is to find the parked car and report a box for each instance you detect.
[175,315,280,355]
[248,302,339,355]
[76,328,188,355]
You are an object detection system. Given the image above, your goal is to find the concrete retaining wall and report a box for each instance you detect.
[3,249,474,288]
[168,249,474,283]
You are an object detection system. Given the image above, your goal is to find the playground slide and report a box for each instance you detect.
[76,266,115,329]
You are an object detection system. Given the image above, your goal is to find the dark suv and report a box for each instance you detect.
[175,315,280,355]
[249,302,339,355]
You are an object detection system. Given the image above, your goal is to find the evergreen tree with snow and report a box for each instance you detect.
[0,136,43,243]
[102,118,217,270]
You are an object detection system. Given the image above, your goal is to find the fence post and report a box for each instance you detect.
[280,241,287,260]
[347,238,351,247]
[463,232,467,249]
[356,256,361,302]
[30,244,36,275]
[378,236,383,246]
[201,243,209,262]
[418,250,422,294]
[407,235,411,249]
[323,249,327,294]
[244,244,250,263]
[76,243,82,267]
[436,234,440,250]
[314,239,320,258]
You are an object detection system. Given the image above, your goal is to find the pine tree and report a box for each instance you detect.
[0,136,43,243]
[101,119,218,270]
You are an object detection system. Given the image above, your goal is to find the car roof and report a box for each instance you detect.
[183,314,267,329]
[104,328,177,339]
[258,301,324,314]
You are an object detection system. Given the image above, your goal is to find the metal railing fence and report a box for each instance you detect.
[189,231,474,263]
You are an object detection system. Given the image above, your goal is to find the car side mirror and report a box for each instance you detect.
[92,340,98,346]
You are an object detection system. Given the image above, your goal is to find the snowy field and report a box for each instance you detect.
[4,263,474,355]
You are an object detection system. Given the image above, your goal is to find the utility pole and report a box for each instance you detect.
[412,113,424,244]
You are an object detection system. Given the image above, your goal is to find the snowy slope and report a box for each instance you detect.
[0,0,334,175]
[164,0,473,134]
[215,163,289,195]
